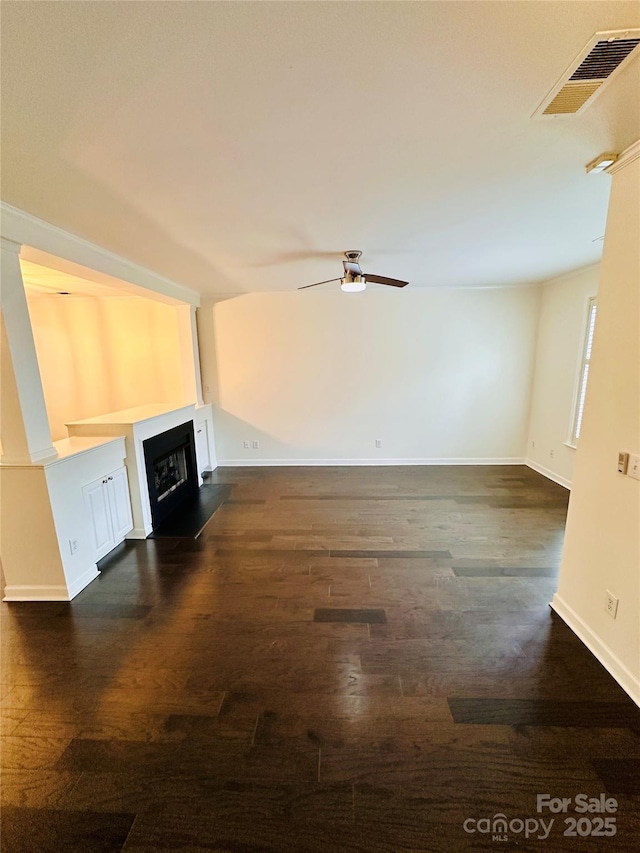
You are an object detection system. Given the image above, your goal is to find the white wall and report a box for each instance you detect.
[1,436,129,600]
[200,287,540,464]
[0,466,67,597]
[552,148,640,705]
[526,265,600,488]
[27,295,186,441]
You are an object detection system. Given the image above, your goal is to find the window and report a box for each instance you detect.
[571,297,597,445]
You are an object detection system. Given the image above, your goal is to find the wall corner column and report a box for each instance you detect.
[177,303,204,405]
[552,138,640,706]
[0,238,56,464]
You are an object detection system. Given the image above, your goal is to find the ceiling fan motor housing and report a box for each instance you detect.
[342,250,364,284]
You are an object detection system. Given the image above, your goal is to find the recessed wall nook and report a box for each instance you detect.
[0,230,216,601]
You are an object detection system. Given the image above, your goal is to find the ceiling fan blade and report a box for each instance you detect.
[343,261,363,276]
[364,273,409,288]
[298,277,342,290]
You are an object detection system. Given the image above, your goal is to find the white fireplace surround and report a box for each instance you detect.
[67,403,216,539]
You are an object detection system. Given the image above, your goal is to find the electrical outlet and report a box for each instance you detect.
[628,454,640,481]
[375,439,382,448]
[243,441,250,449]
[531,440,535,449]
[549,449,554,459]
[69,538,79,555]
[252,440,259,449]
[605,591,619,619]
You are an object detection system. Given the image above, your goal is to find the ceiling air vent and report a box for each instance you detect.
[533,29,640,118]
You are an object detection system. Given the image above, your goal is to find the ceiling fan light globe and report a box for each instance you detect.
[340,278,366,293]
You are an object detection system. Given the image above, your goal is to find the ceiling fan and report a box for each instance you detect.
[298,251,409,292]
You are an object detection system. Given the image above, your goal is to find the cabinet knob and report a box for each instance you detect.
[197,429,202,433]
[108,476,113,481]
[102,479,108,484]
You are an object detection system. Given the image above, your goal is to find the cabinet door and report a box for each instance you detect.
[83,477,115,561]
[106,466,133,543]
[195,421,211,475]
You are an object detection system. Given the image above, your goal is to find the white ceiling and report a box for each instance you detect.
[2,1,639,295]
[20,260,138,300]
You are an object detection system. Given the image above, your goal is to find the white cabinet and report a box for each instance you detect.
[83,465,133,561]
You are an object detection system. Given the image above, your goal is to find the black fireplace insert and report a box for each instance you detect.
[143,421,198,529]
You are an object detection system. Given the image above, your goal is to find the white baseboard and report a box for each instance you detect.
[4,584,72,602]
[217,457,527,467]
[3,566,100,601]
[551,593,640,707]
[126,526,152,540]
[66,566,100,599]
[525,458,571,490]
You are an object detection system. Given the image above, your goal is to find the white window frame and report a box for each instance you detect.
[569,296,597,446]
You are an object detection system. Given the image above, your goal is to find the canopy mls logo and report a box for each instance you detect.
[463,794,619,842]
[463,814,554,841]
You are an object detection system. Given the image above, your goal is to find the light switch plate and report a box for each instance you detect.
[628,454,640,481]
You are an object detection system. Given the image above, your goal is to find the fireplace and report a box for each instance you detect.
[143,421,198,529]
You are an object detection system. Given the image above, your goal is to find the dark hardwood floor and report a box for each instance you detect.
[2,465,639,851]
